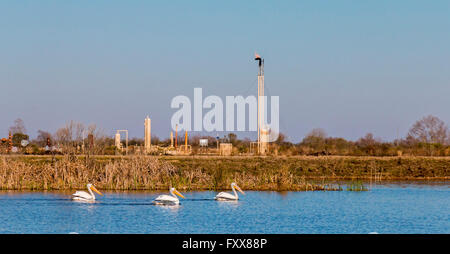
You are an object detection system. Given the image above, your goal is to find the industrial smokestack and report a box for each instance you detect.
[255,53,267,155]
[175,124,178,148]
[115,132,121,149]
[8,131,12,153]
[184,130,188,152]
[144,116,151,154]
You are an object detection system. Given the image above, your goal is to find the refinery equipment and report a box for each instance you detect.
[115,130,128,155]
[88,134,94,149]
[175,124,178,148]
[219,143,232,156]
[8,132,12,153]
[199,139,208,147]
[254,53,269,155]
[114,132,121,148]
[144,116,151,153]
[184,130,188,152]
[177,130,191,154]
[198,138,208,154]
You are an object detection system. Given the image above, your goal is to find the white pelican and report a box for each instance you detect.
[72,183,103,202]
[215,182,245,201]
[153,187,185,206]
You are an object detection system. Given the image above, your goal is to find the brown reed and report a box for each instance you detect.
[0,155,342,191]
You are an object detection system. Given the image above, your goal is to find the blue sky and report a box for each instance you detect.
[1,1,449,142]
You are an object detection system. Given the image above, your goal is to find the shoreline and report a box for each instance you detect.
[1,155,448,191]
[0,179,448,194]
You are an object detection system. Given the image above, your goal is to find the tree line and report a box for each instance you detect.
[1,115,449,156]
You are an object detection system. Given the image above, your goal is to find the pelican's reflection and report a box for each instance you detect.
[217,200,241,209]
[155,203,182,213]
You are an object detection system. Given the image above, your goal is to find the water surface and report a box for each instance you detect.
[0,182,448,233]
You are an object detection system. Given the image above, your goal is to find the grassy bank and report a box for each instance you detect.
[0,155,448,191]
[162,156,450,180]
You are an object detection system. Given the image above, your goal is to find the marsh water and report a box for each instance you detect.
[0,182,448,234]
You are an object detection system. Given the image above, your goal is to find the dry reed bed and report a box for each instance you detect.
[0,155,337,191]
[1,155,448,191]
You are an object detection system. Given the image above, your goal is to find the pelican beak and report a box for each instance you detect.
[236,185,245,195]
[174,189,185,199]
[90,185,103,196]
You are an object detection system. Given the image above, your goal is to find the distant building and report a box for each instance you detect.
[199,139,208,147]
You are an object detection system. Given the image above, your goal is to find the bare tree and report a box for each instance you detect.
[407,115,448,144]
[54,125,72,145]
[357,133,378,146]
[35,130,52,146]
[301,128,328,154]
[9,118,27,134]
[54,121,87,153]
[306,128,327,139]
[151,135,160,145]
[357,133,382,155]
[275,132,287,144]
[73,122,85,143]
[87,124,97,137]
[85,124,111,154]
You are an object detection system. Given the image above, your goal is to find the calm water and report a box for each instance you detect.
[0,182,448,234]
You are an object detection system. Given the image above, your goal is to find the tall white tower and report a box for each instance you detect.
[255,53,268,155]
[144,116,151,153]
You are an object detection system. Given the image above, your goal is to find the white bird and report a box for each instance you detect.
[72,183,103,202]
[215,182,245,201]
[153,187,185,206]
